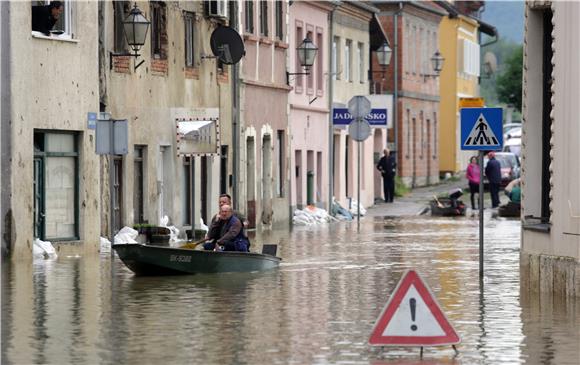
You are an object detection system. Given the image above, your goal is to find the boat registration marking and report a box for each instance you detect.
[170,255,192,263]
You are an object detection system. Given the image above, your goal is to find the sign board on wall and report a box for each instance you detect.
[332,108,388,127]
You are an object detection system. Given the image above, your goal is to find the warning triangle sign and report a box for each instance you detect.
[369,270,460,346]
[463,113,500,147]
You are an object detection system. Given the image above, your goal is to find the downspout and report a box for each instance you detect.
[1,1,12,258]
[393,2,402,167]
[327,3,339,215]
[231,2,240,209]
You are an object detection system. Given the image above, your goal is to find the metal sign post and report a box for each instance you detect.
[460,107,503,280]
[347,96,372,232]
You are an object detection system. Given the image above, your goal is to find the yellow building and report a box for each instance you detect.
[437,3,497,173]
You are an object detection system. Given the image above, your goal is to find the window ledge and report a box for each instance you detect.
[260,37,273,45]
[275,40,289,49]
[32,32,78,43]
[243,33,259,42]
[522,222,551,233]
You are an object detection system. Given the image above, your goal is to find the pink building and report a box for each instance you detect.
[240,1,291,228]
[288,1,332,210]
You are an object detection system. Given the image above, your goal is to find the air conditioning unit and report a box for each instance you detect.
[205,0,228,19]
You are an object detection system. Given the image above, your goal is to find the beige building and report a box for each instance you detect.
[331,2,387,209]
[1,1,101,259]
[100,1,233,236]
[521,1,580,298]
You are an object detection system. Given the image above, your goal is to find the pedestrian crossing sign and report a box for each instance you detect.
[460,108,503,151]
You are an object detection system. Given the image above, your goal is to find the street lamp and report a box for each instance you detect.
[368,41,392,80]
[110,3,151,71]
[422,50,445,81]
[286,38,318,84]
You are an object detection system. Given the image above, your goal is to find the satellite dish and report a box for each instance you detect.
[483,51,498,76]
[210,26,245,65]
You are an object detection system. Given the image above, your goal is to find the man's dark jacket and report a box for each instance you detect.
[485,157,502,184]
[377,154,397,178]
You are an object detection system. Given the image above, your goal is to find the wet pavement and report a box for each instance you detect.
[2,181,579,365]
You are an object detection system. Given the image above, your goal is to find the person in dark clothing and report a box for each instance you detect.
[32,1,63,35]
[203,204,250,252]
[377,148,397,203]
[485,151,502,208]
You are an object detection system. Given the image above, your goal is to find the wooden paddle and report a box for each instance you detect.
[179,238,210,250]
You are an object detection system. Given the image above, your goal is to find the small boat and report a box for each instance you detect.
[430,197,466,216]
[498,202,521,217]
[113,243,281,276]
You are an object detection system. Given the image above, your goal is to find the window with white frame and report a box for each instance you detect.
[31,0,73,38]
[459,38,480,77]
[345,39,352,82]
[244,1,254,33]
[332,36,340,80]
[358,42,364,83]
[184,12,196,67]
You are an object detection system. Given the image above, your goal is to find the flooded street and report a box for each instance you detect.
[2,213,579,364]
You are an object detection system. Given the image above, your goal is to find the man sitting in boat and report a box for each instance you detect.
[203,204,250,252]
[211,194,249,229]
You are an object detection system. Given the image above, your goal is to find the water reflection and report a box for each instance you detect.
[2,214,579,364]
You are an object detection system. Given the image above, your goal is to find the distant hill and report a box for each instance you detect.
[481,1,524,44]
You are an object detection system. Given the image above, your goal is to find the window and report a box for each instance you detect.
[358,42,364,83]
[259,1,268,37]
[134,146,146,224]
[275,1,283,40]
[31,0,73,38]
[307,31,314,90]
[244,1,254,33]
[540,10,553,220]
[332,36,340,80]
[459,38,480,77]
[220,145,228,194]
[114,1,130,52]
[184,12,195,67]
[316,30,323,93]
[183,156,192,225]
[345,39,352,82]
[295,25,303,90]
[205,0,228,18]
[150,2,167,59]
[33,131,79,240]
[113,156,124,233]
[276,131,285,197]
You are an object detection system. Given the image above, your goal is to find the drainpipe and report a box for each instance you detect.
[231,2,240,209]
[327,3,338,215]
[1,1,12,257]
[393,3,402,169]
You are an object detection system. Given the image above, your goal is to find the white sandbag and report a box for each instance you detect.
[114,226,138,244]
[100,237,111,253]
[33,238,58,259]
[160,215,170,227]
[200,217,209,233]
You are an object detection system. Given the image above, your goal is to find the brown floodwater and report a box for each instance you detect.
[2,213,579,364]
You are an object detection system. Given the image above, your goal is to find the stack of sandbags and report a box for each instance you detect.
[33,238,58,259]
[348,198,367,216]
[292,205,337,225]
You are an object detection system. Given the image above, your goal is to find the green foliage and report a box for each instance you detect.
[395,176,410,197]
[496,45,523,111]
[480,39,523,111]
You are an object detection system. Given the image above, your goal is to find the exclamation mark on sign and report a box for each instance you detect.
[410,298,418,331]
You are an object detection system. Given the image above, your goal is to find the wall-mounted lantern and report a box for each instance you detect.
[110,3,151,71]
[286,38,318,84]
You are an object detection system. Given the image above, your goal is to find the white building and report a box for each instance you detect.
[521,1,580,298]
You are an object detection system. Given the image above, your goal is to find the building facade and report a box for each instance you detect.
[100,1,233,236]
[2,1,101,258]
[239,0,291,229]
[288,1,332,210]
[373,2,444,187]
[520,1,580,298]
[331,2,386,208]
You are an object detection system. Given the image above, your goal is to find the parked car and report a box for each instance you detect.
[504,127,521,140]
[503,123,521,140]
[483,152,521,188]
[503,137,521,157]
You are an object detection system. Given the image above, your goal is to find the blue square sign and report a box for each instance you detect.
[460,108,503,151]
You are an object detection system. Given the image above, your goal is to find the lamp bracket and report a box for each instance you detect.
[286,70,311,85]
[421,73,440,82]
[110,51,144,71]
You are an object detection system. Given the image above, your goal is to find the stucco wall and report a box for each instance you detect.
[8,2,101,259]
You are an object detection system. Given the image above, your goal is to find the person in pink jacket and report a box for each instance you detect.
[466,156,480,209]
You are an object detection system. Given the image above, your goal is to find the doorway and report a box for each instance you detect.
[33,157,45,239]
[246,137,256,228]
[261,135,272,224]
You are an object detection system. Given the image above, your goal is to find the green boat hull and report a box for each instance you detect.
[113,244,281,276]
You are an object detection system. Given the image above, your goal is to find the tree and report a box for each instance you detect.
[496,46,523,111]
